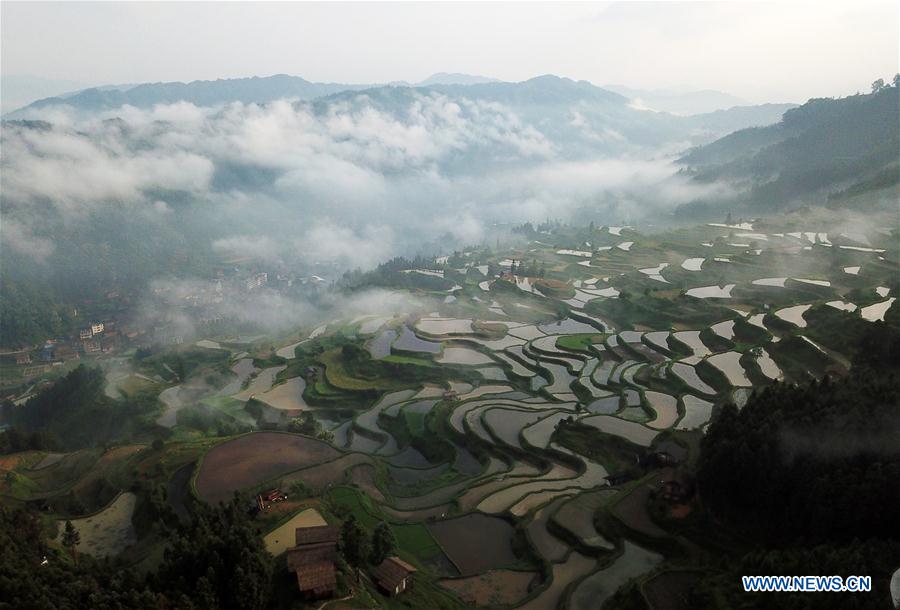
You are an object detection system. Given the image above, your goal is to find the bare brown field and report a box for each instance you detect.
[279,453,373,494]
[195,432,340,503]
[440,569,537,606]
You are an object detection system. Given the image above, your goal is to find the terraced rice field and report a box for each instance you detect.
[367,329,397,359]
[677,395,714,430]
[518,552,596,610]
[671,363,716,395]
[484,408,547,448]
[157,217,895,607]
[707,352,752,387]
[393,326,441,353]
[437,347,494,365]
[527,496,577,561]
[644,391,679,429]
[256,377,308,411]
[417,318,474,335]
[775,304,812,327]
[551,490,617,550]
[427,513,518,576]
[755,348,784,380]
[685,284,734,298]
[569,542,663,610]
[580,415,659,447]
[234,365,286,401]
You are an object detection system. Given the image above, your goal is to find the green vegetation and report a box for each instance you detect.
[681,83,900,211]
[328,486,444,562]
[689,322,900,607]
[3,366,156,450]
[556,333,606,354]
[552,418,641,475]
[1,193,898,610]
[0,498,271,609]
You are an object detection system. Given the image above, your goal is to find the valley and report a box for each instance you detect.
[2,201,896,608]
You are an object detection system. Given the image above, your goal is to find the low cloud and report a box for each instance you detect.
[2,92,727,267]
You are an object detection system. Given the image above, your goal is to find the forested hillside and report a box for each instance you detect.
[688,310,900,608]
[679,79,900,209]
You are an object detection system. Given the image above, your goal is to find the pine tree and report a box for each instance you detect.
[369,522,397,565]
[61,520,80,563]
[340,516,369,580]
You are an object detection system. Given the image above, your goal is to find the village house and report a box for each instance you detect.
[39,341,57,362]
[371,556,416,596]
[91,322,105,335]
[245,272,268,292]
[14,353,32,365]
[286,525,339,601]
[256,488,287,511]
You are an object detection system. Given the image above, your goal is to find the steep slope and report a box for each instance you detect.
[679,85,900,208]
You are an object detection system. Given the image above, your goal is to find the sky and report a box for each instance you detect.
[1,1,898,105]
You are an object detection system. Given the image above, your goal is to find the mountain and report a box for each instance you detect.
[603,84,750,115]
[678,84,900,209]
[313,75,791,156]
[416,72,500,86]
[6,74,374,116]
[678,103,797,133]
[8,73,791,143]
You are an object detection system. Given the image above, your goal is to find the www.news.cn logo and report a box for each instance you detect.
[742,575,872,593]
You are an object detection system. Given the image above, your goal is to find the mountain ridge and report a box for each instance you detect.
[7,72,789,122]
[678,84,900,211]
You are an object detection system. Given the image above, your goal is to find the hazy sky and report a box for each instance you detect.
[2,1,898,103]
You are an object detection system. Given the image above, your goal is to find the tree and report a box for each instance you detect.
[156,498,273,609]
[369,522,397,565]
[61,520,80,562]
[0,507,161,607]
[871,78,885,93]
[893,73,900,88]
[339,516,369,580]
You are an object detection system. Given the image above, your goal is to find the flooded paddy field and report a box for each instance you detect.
[569,542,663,610]
[527,496,577,561]
[552,490,617,550]
[580,415,658,447]
[427,513,519,576]
[518,552,596,610]
[677,395,714,430]
[393,326,442,353]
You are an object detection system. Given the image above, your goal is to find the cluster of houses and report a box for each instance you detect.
[287,524,416,601]
[10,321,118,368]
